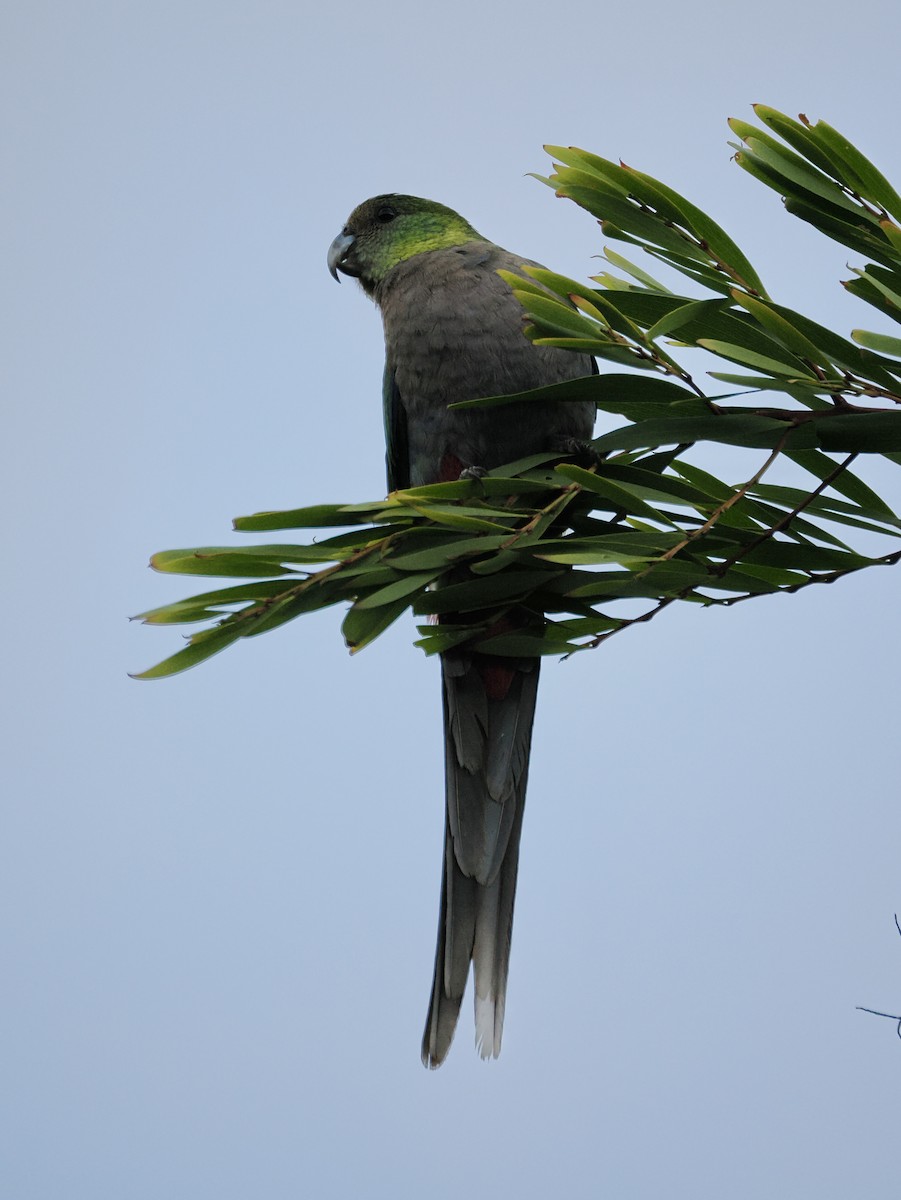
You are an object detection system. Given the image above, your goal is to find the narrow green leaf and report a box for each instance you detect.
[784,199,900,271]
[591,271,634,292]
[597,464,716,506]
[554,464,675,524]
[645,298,726,343]
[880,220,901,252]
[753,483,901,531]
[234,504,378,531]
[415,569,557,615]
[474,633,576,656]
[535,530,683,556]
[535,549,653,566]
[740,135,877,222]
[403,504,514,533]
[592,412,789,453]
[354,570,440,609]
[545,146,632,189]
[707,372,827,396]
[805,119,901,221]
[528,335,615,355]
[133,581,290,624]
[787,449,897,517]
[521,267,596,303]
[414,624,483,655]
[730,292,838,373]
[508,290,603,339]
[494,270,557,300]
[133,602,229,626]
[815,412,901,452]
[849,266,901,310]
[641,245,743,297]
[240,589,340,637]
[842,276,901,324]
[741,108,841,178]
[566,559,711,598]
[728,562,809,587]
[696,339,817,379]
[672,461,740,500]
[130,627,241,680]
[553,615,621,636]
[393,477,551,499]
[761,302,901,387]
[851,328,901,357]
[787,486,901,529]
[150,549,301,578]
[602,247,671,291]
[739,540,871,571]
[553,182,713,261]
[589,290,686,328]
[467,549,521,576]
[703,567,779,595]
[453,372,699,413]
[386,534,511,571]
[342,597,410,653]
[624,164,769,296]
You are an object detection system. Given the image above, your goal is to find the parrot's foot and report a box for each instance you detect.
[552,436,601,467]
[459,465,488,481]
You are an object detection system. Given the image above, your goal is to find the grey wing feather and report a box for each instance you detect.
[422,655,539,1067]
[377,242,596,486]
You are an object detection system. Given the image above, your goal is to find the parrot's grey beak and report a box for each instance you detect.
[327,230,356,281]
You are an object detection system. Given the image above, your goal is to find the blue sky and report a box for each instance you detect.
[4,2,901,1196]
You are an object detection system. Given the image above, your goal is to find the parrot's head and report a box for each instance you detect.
[327,195,481,296]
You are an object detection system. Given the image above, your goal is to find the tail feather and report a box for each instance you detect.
[421,651,539,1068]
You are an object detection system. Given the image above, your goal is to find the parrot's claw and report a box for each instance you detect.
[459,465,488,481]
[552,436,601,467]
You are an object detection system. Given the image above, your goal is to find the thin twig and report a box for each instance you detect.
[660,433,789,564]
[856,1007,901,1040]
[710,451,859,574]
[710,548,901,608]
[856,914,901,1042]
[581,447,872,651]
[499,485,581,550]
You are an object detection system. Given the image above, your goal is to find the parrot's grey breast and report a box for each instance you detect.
[377,242,595,484]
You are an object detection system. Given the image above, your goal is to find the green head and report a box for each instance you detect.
[327,194,482,294]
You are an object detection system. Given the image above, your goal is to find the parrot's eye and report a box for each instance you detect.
[376,205,398,224]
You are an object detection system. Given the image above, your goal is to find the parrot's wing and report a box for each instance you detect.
[383,362,409,493]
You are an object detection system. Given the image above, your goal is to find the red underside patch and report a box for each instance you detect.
[438,453,465,483]
[478,661,516,702]
[476,614,520,701]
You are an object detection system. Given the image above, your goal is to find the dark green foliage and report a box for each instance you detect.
[134,108,901,679]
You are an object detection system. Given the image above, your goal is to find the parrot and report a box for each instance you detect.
[327,194,595,1067]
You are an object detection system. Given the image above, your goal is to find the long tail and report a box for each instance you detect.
[421,649,540,1068]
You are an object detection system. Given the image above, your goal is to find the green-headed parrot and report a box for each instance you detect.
[328,195,595,1067]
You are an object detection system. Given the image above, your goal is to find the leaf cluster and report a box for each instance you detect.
[133,108,901,680]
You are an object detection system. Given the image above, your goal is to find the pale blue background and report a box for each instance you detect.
[4,2,900,1197]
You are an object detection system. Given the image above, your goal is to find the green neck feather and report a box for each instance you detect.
[367,210,482,286]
